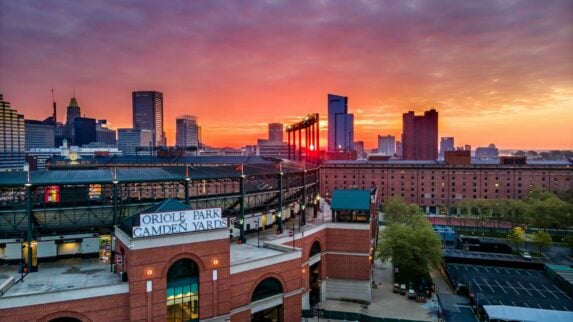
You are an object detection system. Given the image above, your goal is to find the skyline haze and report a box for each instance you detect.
[1,0,572,149]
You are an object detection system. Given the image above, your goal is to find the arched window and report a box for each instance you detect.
[251,277,283,302]
[167,258,200,322]
[309,241,322,308]
[49,318,82,322]
[309,241,321,257]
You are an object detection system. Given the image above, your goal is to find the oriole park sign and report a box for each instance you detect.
[132,208,227,238]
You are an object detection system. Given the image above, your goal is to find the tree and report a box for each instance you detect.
[377,198,442,283]
[507,227,525,252]
[383,197,425,225]
[501,199,531,228]
[532,230,552,254]
[383,197,409,223]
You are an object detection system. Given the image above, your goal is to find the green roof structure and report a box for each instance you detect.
[68,97,79,107]
[330,189,371,211]
[140,198,192,214]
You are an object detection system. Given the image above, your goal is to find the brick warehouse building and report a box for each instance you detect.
[0,190,377,321]
[320,158,572,214]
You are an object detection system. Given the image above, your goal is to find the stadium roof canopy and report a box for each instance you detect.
[0,162,312,187]
[483,305,573,322]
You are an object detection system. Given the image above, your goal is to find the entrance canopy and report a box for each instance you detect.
[483,305,573,322]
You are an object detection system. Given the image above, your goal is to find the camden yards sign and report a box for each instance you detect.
[132,208,227,238]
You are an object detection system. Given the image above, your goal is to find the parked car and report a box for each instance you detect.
[408,289,416,299]
[400,284,407,295]
[393,283,400,293]
[521,251,532,261]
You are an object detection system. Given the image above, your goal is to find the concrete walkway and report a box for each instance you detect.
[310,260,438,321]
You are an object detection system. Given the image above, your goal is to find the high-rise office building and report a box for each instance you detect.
[132,91,165,147]
[54,124,66,147]
[252,123,288,158]
[0,94,26,170]
[354,141,365,159]
[118,128,154,155]
[328,94,354,152]
[401,109,438,160]
[396,141,403,158]
[74,117,97,147]
[175,115,199,148]
[377,135,396,155]
[65,97,81,145]
[25,120,55,149]
[95,120,116,146]
[439,137,455,160]
[268,123,283,143]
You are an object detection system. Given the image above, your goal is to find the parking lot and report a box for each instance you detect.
[446,263,573,311]
[444,249,541,262]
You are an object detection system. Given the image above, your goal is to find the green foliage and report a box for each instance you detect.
[377,198,442,281]
[453,189,573,231]
[507,226,525,251]
[532,230,552,254]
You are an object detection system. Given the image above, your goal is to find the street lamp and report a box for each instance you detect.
[292,216,295,250]
[300,204,306,230]
[24,180,32,277]
[256,220,260,248]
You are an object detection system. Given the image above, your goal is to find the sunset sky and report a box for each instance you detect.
[1,0,572,150]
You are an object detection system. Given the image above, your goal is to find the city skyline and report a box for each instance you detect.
[1,1,572,149]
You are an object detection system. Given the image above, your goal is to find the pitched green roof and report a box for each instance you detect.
[140,198,192,214]
[69,97,79,107]
[330,189,371,211]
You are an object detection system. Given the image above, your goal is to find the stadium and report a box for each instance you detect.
[0,156,377,322]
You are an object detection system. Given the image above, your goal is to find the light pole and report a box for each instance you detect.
[25,180,32,276]
[302,168,307,226]
[256,219,260,248]
[184,166,191,205]
[300,204,305,231]
[277,166,283,234]
[239,173,246,243]
[292,216,295,250]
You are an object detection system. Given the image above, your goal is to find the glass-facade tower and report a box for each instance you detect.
[327,94,354,152]
[132,91,165,147]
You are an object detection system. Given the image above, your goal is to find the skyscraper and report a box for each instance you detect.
[74,117,97,146]
[65,97,81,145]
[353,141,365,159]
[95,120,117,146]
[0,94,25,170]
[176,115,199,148]
[377,135,396,155]
[396,141,403,158]
[132,91,165,147]
[328,94,354,152]
[268,123,283,143]
[439,137,455,160]
[401,109,438,160]
[25,120,55,149]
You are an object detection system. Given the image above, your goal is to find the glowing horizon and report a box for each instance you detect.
[1,0,571,150]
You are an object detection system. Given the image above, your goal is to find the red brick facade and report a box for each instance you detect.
[1,294,130,322]
[321,162,572,209]
[1,220,373,321]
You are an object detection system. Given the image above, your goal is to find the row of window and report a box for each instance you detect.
[324,174,564,182]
